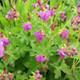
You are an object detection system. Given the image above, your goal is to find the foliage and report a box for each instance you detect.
[0,0,80,80]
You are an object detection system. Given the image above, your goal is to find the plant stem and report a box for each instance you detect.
[24,2,28,14]
[19,14,25,23]
[64,14,74,28]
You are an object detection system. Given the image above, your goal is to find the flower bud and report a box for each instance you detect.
[77,3,80,7]
[72,74,75,78]
[44,57,49,62]
[42,66,48,71]
[23,0,27,3]
[35,70,39,74]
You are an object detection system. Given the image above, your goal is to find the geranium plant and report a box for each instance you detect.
[0,0,80,80]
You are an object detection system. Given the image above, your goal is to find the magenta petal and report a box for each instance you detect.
[75,51,78,55]
[34,32,43,41]
[75,22,78,25]
[22,23,32,31]
[62,30,69,39]
[0,47,4,57]
[57,50,66,58]
[72,74,75,78]
[0,39,3,47]
[40,10,50,21]
[7,10,13,15]
[32,4,36,8]
[35,55,44,63]
[49,10,54,16]
[2,38,10,45]
[37,73,42,78]
[77,8,80,13]
[73,16,75,19]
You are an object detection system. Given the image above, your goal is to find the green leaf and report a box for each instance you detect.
[54,68,61,79]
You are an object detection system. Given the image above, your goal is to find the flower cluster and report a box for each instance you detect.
[34,54,49,79]
[39,10,54,21]
[5,6,18,20]
[22,22,32,31]
[76,4,80,24]
[34,29,46,42]
[57,49,67,58]
[34,32,43,42]
[35,54,49,63]
[71,16,79,31]
[71,3,80,31]
[35,55,45,63]
[0,73,13,80]
[33,0,54,21]
[60,11,66,21]
[59,28,69,39]
[0,32,10,57]
[57,47,78,59]
[34,70,42,80]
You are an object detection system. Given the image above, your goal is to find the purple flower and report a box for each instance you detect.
[74,51,78,55]
[73,16,75,19]
[60,11,65,15]
[49,10,54,16]
[0,39,3,47]
[44,4,49,9]
[74,22,78,25]
[2,38,10,46]
[35,55,45,63]
[77,16,80,19]
[5,15,9,19]
[40,10,50,21]
[22,22,32,31]
[72,74,75,78]
[0,39,4,57]
[10,15,14,20]
[60,11,66,21]
[62,30,69,39]
[0,38,10,57]
[57,50,67,58]
[6,10,18,20]
[10,62,13,65]
[77,1,80,4]
[37,73,42,78]
[77,8,80,13]
[7,10,13,15]
[7,10,14,19]
[32,4,37,8]
[3,69,7,74]
[62,16,66,20]
[34,32,43,41]
[6,11,14,20]
[0,46,4,57]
